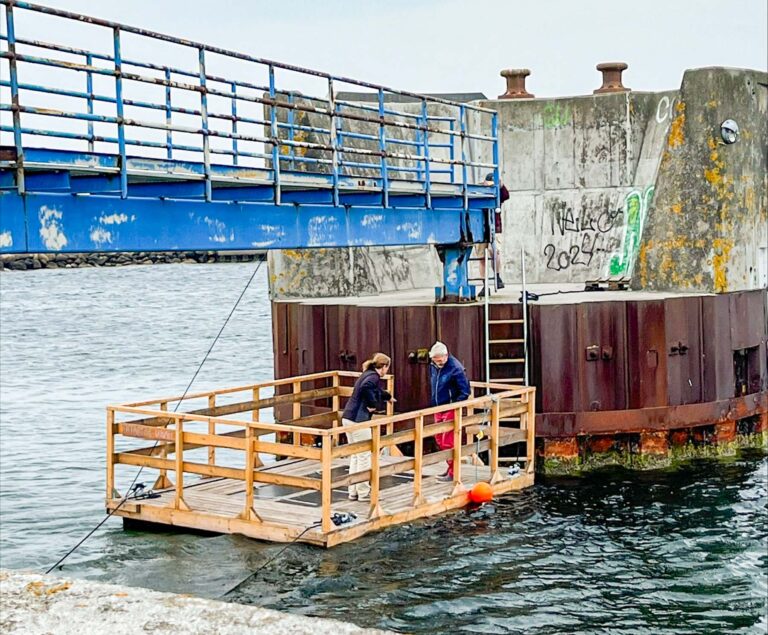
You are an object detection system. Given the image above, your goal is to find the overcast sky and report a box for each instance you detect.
[14,0,768,99]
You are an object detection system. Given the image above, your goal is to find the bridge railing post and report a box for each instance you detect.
[112,27,127,198]
[230,81,238,165]
[164,67,173,159]
[268,64,281,205]
[4,3,24,194]
[328,77,339,207]
[459,104,468,211]
[85,53,94,153]
[421,99,431,209]
[198,48,211,202]
[377,88,389,208]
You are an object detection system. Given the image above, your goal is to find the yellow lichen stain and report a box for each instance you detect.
[711,238,733,293]
[671,203,682,215]
[707,137,717,151]
[667,103,686,148]
[26,581,72,596]
[706,99,718,108]
[704,165,722,186]
[638,241,651,288]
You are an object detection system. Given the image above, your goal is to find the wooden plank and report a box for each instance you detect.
[252,439,321,460]
[369,424,381,518]
[208,395,216,467]
[106,409,115,499]
[413,415,424,506]
[119,422,175,442]
[321,436,332,533]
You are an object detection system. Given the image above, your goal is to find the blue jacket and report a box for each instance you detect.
[342,369,392,423]
[430,355,470,407]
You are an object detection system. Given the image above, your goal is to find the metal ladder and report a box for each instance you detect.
[482,248,531,466]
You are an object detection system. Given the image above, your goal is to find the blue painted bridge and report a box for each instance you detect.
[0,1,500,299]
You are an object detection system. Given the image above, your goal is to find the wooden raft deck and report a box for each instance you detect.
[107,371,536,547]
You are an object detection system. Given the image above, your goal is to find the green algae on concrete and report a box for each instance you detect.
[537,432,767,475]
[0,570,393,635]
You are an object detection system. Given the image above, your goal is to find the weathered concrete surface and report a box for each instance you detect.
[635,68,768,293]
[267,67,767,299]
[0,570,391,635]
[268,245,441,299]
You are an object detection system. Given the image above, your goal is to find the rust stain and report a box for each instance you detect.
[711,238,733,293]
[671,203,682,215]
[667,102,686,148]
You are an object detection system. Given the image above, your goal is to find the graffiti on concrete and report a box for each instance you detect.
[542,200,623,271]
[542,102,572,129]
[607,186,655,277]
[655,95,679,124]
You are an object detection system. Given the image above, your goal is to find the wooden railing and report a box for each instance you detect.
[107,371,535,533]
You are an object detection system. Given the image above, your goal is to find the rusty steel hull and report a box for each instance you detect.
[271,288,768,441]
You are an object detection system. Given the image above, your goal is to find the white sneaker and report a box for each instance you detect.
[348,493,358,501]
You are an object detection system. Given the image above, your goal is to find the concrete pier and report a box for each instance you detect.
[0,570,392,635]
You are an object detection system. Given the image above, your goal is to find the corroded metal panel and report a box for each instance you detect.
[626,300,668,408]
[702,295,734,401]
[271,302,296,380]
[576,301,627,411]
[530,304,580,413]
[296,304,327,376]
[392,306,436,412]
[536,390,767,437]
[436,305,483,383]
[272,301,298,422]
[347,306,394,372]
[665,297,703,406]
[730,290,767,350]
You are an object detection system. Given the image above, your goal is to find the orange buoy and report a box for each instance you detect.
[469,481,493,504]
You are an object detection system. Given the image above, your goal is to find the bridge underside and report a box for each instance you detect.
[0,147,492,255]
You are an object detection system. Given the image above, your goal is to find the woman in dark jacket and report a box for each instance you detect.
[341,353,392,501]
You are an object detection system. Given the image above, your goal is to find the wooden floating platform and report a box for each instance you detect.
[107,371,535,547]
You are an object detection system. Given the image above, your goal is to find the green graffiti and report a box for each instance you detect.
[542,102,571,129]
[608,185,654,277]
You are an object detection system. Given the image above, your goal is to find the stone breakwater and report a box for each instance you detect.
[0,570,393,635]
[0,251,264,271]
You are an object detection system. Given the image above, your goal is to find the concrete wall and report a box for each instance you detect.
[480,89,674,285]
[267,67,767,299]
[635,68,768,292]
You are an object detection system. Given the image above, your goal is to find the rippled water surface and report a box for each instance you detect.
[1,265,767,634]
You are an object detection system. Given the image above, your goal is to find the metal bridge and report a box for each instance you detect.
[0,1,500,299]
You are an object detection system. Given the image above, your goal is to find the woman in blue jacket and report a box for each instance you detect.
[341,353,392,501]
[429,341,470,481]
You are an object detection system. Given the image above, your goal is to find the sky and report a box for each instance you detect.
[9,0,767,99]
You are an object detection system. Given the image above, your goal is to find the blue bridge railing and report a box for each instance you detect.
[0,0,499,211]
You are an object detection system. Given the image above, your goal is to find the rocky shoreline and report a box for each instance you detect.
[0,251,265,271]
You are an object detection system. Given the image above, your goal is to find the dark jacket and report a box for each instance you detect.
[342,369,392,423]
[429,355,470,407]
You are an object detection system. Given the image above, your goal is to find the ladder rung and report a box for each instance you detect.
[488,378,525,383]
[489,339,525,344]
[489,358,525,364]
[488,319,524,324]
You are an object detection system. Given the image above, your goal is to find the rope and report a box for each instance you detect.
[45,257,264,574]
[220,522,321,598]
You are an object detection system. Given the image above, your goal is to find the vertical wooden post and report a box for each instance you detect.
[331,374,340,447]
[525,389,536,473]
[292,380,301,445]
[412,415,424,506]
[490,398,502,484]
[451,407,463,493]
[207,395,216,468]
[241,424,259,521]
[385,375,402,457]
[174,416,189,510]
[252,387,260,422]
[321,434,332,533]
[369,422,382,518]
[106,408,115,500]
[154,401,172,490]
